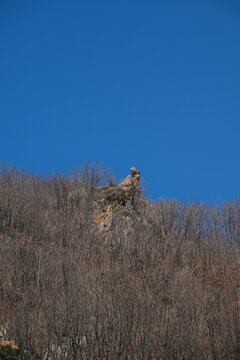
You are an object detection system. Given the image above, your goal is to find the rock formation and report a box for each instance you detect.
[95,166,145,230]
[119,167,141,190]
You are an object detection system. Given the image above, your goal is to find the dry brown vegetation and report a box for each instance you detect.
[0,163,239,359]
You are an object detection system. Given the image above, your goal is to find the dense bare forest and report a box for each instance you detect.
[0,163,239,360]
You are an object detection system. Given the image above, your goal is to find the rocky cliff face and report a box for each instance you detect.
[95,167,146,230]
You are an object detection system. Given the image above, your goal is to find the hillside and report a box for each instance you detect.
[0,164,239,359]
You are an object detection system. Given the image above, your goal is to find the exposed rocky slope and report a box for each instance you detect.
[95,166,147,230]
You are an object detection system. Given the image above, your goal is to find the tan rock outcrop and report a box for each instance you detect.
[95,167,144,230]
[119,166,141,190]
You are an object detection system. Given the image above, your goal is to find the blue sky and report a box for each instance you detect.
[0,0,240,203]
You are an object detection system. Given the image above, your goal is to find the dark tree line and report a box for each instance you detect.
[0,163,239,359]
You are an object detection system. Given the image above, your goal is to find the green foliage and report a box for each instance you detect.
[0,344,19,359]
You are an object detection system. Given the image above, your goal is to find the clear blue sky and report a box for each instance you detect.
[1,0,240,203]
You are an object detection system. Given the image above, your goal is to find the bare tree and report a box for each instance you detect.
[0,162,239,359]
